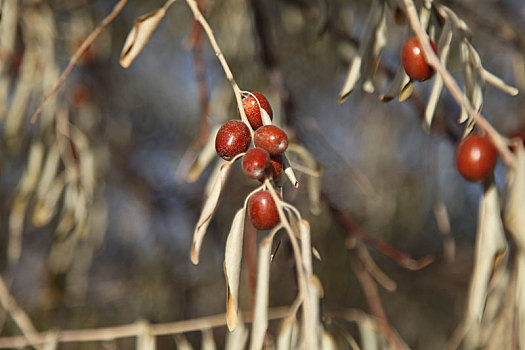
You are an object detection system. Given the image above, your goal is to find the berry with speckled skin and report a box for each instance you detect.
[240,92,273,130]
[215,120,251,161]
[242,148,271,180]
[248,190,280,230]
[254,125,288,156]
[401,37,438,81]
[455,134,498,182]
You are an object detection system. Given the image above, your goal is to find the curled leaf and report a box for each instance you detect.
[187,126,220,183]
[120,7,168,68]
[191,161,233,264]
[277,316,299,350]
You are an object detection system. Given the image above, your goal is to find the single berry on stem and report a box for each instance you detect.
[240,92,273,130]
[215,120,251,161]
[455,134,498,182]
[248,190,280,230]
[242,148,271,180]
[401,37,438,82]
[254,125,288,156]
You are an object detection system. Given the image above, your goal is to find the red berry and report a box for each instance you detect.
[254,125,288,156]
[401,37,438,81]
[215,120,251,161]
[248,190,280,230]
[269,155,283,181]
[242,148,271,180]
[240,92,273,130]
[455,134,498,182]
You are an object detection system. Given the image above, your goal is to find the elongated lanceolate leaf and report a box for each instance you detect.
[423,15,453,130]
[191,161,233,264]
[224,208,246,331]
[225,313,248,350]
[187,126,220,183]
[136,321,155,350]
[249,236,273,350]
[467,180,507,322]
[201,329,216,350]
[277,316,298,350]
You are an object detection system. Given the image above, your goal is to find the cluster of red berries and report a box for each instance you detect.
[401,37,438,82]
[215,92,287,230]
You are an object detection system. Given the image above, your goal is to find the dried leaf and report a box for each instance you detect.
[322,330,337,350]
[282,153,299,188]
[423,16,453,130]
[225,313,249,350]
[249,235,274,350]
[201,329,216,350]
[357,317,379,350]
[120,8,168,68]
[338,0,383,102]
[380,61,410,102]
[224,208,246,331]
[467,180,507,323]
[260,107,272,126]
[277,316,298,350]
[504,140,525,250]
[362,5,387,93]
[397,80,413,102]
[483,69,519,96]
[187,126,220,183]
[191,161,233,264]
[174,334,193,350]
[32,176,65,227]
[287,144,321,214]
[137,321,155,350]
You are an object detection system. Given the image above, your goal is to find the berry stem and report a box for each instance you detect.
[185,0,254,138]
[401,0,516,168]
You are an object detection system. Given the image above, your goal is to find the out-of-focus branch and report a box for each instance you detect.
[190,0,211,145]
[185,0,253,137]
[0,277,40,348]
[30,0,129,123]
[401,0,516,168]
[0,307,291,348]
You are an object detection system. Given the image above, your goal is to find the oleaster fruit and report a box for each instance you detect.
[242,147,271,180]
[240,92,273,130]
[254,125,288,156]
[248,190,280,230]
[401,37,438,82]
[215,120,251,161]
[269,154,283,181]
[455,134,498,182]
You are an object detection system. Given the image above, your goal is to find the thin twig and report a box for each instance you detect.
[185,0,253,137]
[0,277,40,348]
[0,307,291,348]
[30,0,129,124]
[401,0,516,168]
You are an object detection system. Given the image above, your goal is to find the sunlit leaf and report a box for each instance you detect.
[225,313,249,350]
[120,6,169,68]
[224,208,246,331]
[322,330,337,350]
[423,16,452,130]
[137,321,155,350]
[201,329,216,350]
[397,80,413,102]
[467,180,507,323]
[249,235,274,350]
[277,316,298,350]
[187,126,220,183]
[191,160,234,264]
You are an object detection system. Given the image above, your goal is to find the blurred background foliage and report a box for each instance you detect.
[0,0,524,348]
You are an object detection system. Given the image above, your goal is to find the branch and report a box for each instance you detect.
[0,277,40,347]
[30,0,129,124]
[0,307,291,348]
[184,0,252,136]
[401,0,516,168]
